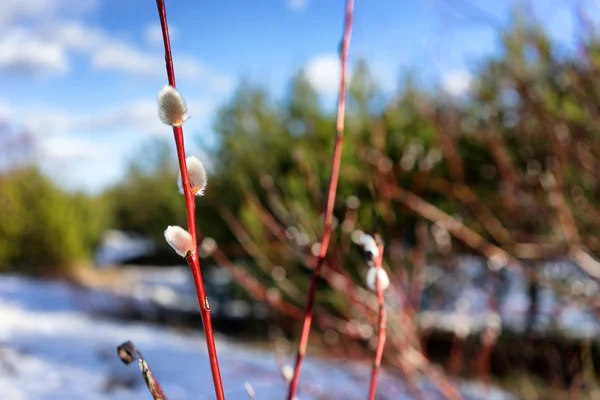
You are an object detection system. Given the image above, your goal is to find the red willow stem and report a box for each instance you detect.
[184,255,224,400]
[286,1,354,399]
[155,1,225,399]
[368,243,387,400]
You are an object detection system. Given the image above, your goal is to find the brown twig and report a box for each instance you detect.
[410,219,428,310]
[485,131,521,212]
[286,2,354,398]
[155,1,224,398]
[430,178,514,245]
[386,184,521,274]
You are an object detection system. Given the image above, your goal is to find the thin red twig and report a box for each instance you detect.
[184,255,224,399]
[155,1,224,399]
[286,1,354,399]
[368,242,387,400]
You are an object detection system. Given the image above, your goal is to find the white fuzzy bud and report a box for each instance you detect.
[178,156,207,196]
[164,225,194,257]
[359,234,379,258]
[282,365,294,383]
[366,266,390,292]
[158,85,189,127]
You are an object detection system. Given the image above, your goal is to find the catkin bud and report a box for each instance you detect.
[178,156,207,196]
[164,225,194,257]
[359,234,379,258]
[366,266,390,292]
[158,85,189,127]
[282,365,294,383]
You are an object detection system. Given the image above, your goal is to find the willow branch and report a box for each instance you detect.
[286,3,354,397]
[155,1,224,398]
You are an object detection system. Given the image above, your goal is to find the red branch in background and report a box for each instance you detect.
[368,241,387,400]
[155,1,225,399]
[286,1,354,399]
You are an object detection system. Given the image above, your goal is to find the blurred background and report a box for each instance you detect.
[2,0,600,398]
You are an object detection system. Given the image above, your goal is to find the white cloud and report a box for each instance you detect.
[0,0,229,191]
[22,97,217,138]
[40,136,125,192]
[0,19,231,91]
[0,0,55,24]
[0,0,97,24]
[42,136,107,160]
[39,21,105,52]
[442,70,473,97]
[0,28,69,76]
[90,98,216,136]
[7,96,218,191]
[144,23,177,47]
[288,0,309,11]
[90,46,218,83]
[91,43,159,76]
[90,39,232,90]
[33,21,190,79]
[305,54,345,96]
[24,108,72,135]
[72,100,165,136]
[305,55,397,96]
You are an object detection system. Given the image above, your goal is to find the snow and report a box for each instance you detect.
[0,275,513,399]
[420,255,600,338]
[95,230,154,267]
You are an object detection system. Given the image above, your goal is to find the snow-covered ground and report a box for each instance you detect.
[421,255,600,338]
[0,275,513,399]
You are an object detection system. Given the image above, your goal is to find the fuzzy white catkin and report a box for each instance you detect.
[359,234,379,258]
[282,365,294,383]
[164,225,194,257]
[178,156,207,196]
[158,85,189,127]
[366,266,390,292]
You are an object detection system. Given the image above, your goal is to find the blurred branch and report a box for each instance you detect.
[368,240,387,400]
[485,132,521,212]
[287,1,355,398]
[117,341,167,400]
[430,178,515,244]
[410,219,428,309]
[385,183,521,274]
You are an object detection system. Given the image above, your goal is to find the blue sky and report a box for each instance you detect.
[0,0,597,192]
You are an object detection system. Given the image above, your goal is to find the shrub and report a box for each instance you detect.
[0,167,108,275]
